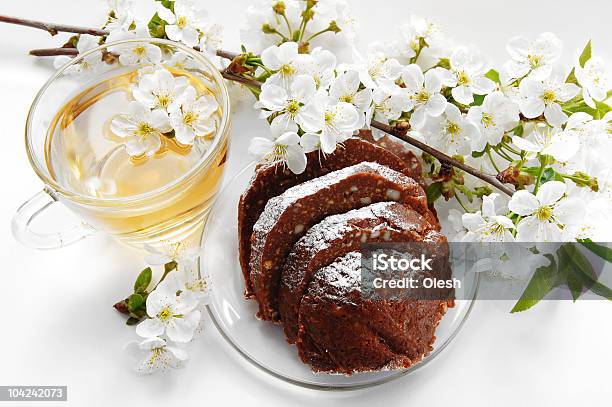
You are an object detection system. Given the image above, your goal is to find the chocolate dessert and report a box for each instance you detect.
[249,162,432,321]
[238,137,421,297]
[238,141,454,374]
[297,252,453,374]
[278,202,440,344]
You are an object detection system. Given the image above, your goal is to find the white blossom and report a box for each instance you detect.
[261,42,302,86]
[304,0,356,58]
[440,46,496,105]
[560,112,612,180]
[371,88,410,124]
[144,243,210,301]
[303,102,361,154]
[575,57,609,108]
[462,193,515,243]
[518,76,580,126]
[106,29,162,66]
[421,103,480,156]
[504,32,563,80]
[168,86,219,145]
[401,64,447,129]
[445,208,468,241]
[295,47,337,89]
[248,121,307,174]
[353,52,402,92]
[240,0,302,53]
[157,0,207,47]
[132,69,189,112]
[105,0,158,32]
[255,74,320,132]
[125,337,188,375]
[105,0,135,32]
[53,35,105,75]
[198,22,224,57]
[508,181,585,243]
[397,15,442,61]
[136,274,201,343]
[576,193,612,241]
[329,70,373,126]
[512,124,579,162]
[467,91,520,149]
[110,102,171,157]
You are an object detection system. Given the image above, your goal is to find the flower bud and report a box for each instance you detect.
[571,172,599,192]
[261,23,276,34]
[328,21,341,33]
[302,8,315,22]
[298,41,310,54]
[497,166,534,189]
[272,1,286,15]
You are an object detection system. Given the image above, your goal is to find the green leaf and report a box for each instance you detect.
[511,255,557,313]
[471,149,486,158]
[126,317,141,326]
[524,167,564,183]
[566,68,579,85]
[426,182,443,205]
[471,94,485,106]
[557,244,587,301]
[134,267,152,293]
[540,168,564,184]
[485,69,500,84]
[512,124,524,137]
[594,100,612,118]
[580,239,612,262]
[128,293,145,313]
[578,40,592,68]
[558,243,612,301]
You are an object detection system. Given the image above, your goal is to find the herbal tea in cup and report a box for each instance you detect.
[13,39,231,250]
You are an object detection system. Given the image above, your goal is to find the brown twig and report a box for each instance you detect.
[29,47,78,57]
[0,14,108,36]
[221,70,262,88]
[370,120,515,196]
[216,50,239,60]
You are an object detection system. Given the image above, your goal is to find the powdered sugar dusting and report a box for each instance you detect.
[295,203,394,252]
[315,252,362,293]
[253,162,418,237]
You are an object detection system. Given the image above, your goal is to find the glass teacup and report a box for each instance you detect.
[12,38,231,250]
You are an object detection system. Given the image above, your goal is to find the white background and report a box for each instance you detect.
[0,1,611,406]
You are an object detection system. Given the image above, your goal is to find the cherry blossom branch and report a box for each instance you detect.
[29,47,78,57]
[0,15,514,196]
[370,120,515,196]
[208,61,514,195]
[0,14,108,36]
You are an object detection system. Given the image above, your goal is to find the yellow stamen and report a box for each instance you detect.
[177,16,188,29]
[157,306,173,322]
[457,71,470,86]
[542,89,556,104]
[535,205,553,221]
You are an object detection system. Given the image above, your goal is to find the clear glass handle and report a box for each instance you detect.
[11,189,95,249]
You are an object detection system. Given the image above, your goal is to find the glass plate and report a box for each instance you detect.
[201,163,479,391]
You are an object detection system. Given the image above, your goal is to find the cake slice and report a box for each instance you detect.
[297,251,454,374]
[249,162,433,321]
[278,202,440,344]
[238,137,421,297]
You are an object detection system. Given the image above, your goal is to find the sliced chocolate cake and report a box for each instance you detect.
[249,162,433,321]
[278,202,440,344]
[238,137,422,297]
[297,252,453,374]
